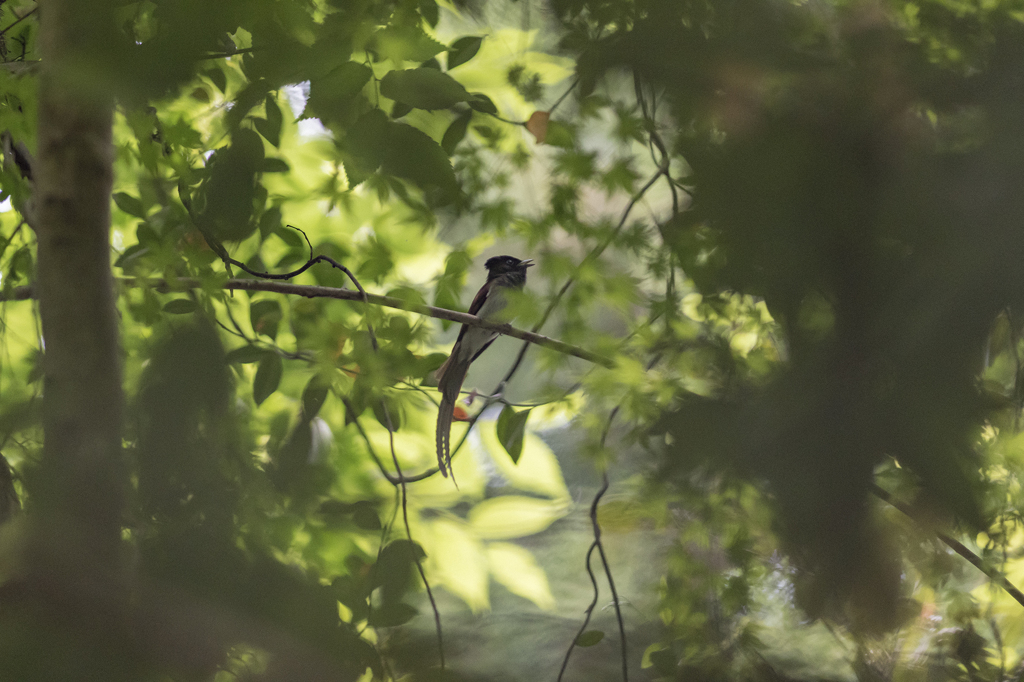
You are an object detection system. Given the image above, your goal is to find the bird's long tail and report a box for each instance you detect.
[436,358,469,478]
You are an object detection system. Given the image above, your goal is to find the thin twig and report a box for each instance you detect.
[872,484,1024,609]
[199,46,259,60]
[548,78,579,116]
[0,6,36,38]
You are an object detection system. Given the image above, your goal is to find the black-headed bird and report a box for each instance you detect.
[435,255,533,477]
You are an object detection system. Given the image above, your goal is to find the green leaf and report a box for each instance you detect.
[544,120,576,148]
[260,157,290,173]
[250,299,282,340]
[442,110,472,155]
[206,66,227,93]
[496,405,531,464]
[487,542,556,610]
[372,25,445,62]
[197,129,265,241]
[114,244,148,269]
[162,298,197,314]
[301,373,331,419]
[381,124,458,199]
[367,602,418,627]
[303,62,372,127]
[380,68,470,111]
[265,95,284,146]
[224,345,267,364]
[468,93,498,115]
[259,206,283,241]
[391,100,413,119]
[343,108,391,183]
[113,192,146,219]
[372,396,403,432]
[372,539,427,602]
[353,504,382,530]
[225,79,272,131]
[448,36,483,70]
[469,496,567,539]
[419,0,439,27]
[576,630,605,647]
[253,353,283,406]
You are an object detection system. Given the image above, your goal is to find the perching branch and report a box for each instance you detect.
[3,278,613,368]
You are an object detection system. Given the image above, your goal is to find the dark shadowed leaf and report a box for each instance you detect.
[391,100,413,119]
[442,110,472,155]
[419,0,439,27]
[576,630,605,647]
[301,373,331,419]
[353,504,382,530]
[224,345,267,364]
[303,62,372,128]
[367,602,418,627]
[250,299,282,340]
[162,298,197,314]
[468,93,498,115]
[263,95,284,147]
[372,539,426,603]
[113,192,146,219]
[372,396,403,432]
[253,353,283,406]
[260,157,290,173]
[447,36,483,70]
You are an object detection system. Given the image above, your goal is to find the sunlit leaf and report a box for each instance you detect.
[487,542,556,610]
[468,497,568,540]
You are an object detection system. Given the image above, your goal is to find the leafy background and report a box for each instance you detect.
[4,0,1024,680]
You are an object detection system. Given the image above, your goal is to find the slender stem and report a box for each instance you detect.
[872,484,1024,609]
[557,541,601,682]
[0,6,37,38]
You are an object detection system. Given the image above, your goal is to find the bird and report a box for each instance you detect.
[435,255,533,478]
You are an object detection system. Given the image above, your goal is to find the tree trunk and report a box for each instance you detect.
[35,0,123,557]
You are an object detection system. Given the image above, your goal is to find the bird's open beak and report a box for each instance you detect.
[521,259,535,267]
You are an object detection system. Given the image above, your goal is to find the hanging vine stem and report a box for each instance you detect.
[560,353,662,680]
[557,400,630,682]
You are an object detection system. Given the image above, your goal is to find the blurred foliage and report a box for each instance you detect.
[3,0,1024,679]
